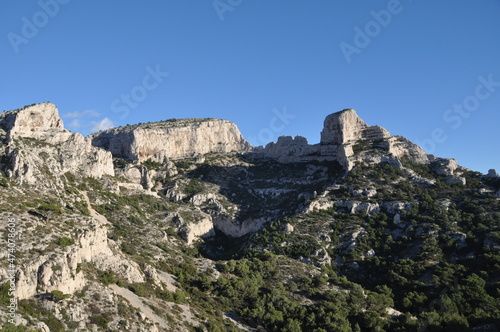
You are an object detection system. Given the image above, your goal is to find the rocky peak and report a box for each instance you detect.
[260,108,427,170]
[0,102,72,144]
[0,103,114,185]
[91,118,251,163]
[320,108,389,145]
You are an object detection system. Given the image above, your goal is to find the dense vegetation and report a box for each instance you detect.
[218,162,500,331]
[1,152,499,331]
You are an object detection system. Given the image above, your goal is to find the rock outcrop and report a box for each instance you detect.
[260,109,429,170]
[487,169,499,178]
[90,118,251,163]
[0,102,72,144]
[172,211,215,245]
[260,136,317,162]
[13,215,143,300]
[0,103,114,185]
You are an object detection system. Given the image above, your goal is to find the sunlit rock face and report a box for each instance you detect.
[0,102,72,144]
[0,103,114,185]
[260,108,428,170]
[90,118,251,163]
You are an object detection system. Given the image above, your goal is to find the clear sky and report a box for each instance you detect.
[1,1,499,173]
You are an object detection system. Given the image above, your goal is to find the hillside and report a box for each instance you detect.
[0,103,499,331]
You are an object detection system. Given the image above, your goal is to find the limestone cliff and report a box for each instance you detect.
[0,102,71,144]
[90,118,251,163]
[0,103,114,185]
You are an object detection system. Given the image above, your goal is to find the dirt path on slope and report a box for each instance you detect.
[110,284,170,330]
[80,191,109,225]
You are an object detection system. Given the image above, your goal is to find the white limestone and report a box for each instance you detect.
[91,118,251,162]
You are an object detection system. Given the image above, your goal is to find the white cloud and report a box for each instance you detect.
[90,117,114,132]
[67,119,82,128]
[63,110,100,118]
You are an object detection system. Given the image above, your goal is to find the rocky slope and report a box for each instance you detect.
[0,102,499,331]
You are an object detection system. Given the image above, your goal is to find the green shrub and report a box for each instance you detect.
[113,158,130,169]
[50,290,70,302]
[143,158,162,170]
[0,174,9,188]
[128,283,154,297]
[43,316,65,332]
[185,178,204,196]
[55,237,75,246]
[37,202,62,214]
[89,314,112,329]
[175,160,192,169]
[0,323,36,332]
[64,171,76,183]
[71,200,90,216]
[99,270,118,286]
[85,177,103,191]
[0,282,11,306]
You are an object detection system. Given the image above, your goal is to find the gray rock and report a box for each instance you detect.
[445,177,466,185]
[430,157,459,176]
[487,169,499,177]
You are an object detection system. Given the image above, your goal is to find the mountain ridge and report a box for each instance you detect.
[1,102,499,331]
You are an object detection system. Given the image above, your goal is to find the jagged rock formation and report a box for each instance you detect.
[0,103,114,185]
[260,108,429,170]
[90,118,251,163]
[0,102,72,144]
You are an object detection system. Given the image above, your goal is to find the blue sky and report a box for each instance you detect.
[1,0,499,173]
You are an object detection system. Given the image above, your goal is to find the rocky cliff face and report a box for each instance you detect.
[261,108,428,170]
[0,103,114,185]
[90,118,251,163]
[0,103,71,144]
